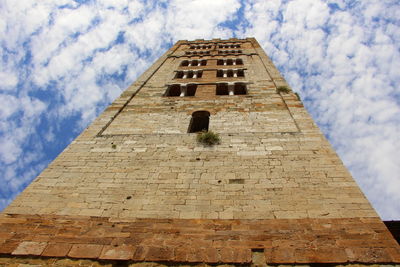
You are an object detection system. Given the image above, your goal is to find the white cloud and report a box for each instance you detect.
[240,0,400,219]
[0,0,399,221]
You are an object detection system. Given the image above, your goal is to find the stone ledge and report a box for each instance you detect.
[0,214,399,264]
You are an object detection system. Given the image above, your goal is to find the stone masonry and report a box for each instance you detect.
[1,38,399,265]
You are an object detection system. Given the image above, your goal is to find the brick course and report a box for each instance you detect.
[0,214,399,264]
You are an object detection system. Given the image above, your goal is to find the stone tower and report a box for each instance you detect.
[1,38,399,266]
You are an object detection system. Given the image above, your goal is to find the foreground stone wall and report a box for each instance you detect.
[1,38,399,265]
[3,38,375,220]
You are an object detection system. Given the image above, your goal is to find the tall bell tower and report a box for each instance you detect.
[1,38,399,266]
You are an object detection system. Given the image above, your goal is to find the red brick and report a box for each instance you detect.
[144,246,174,261]
[271,247,295,263]
[386,247,400,263]
[68,244,103,259]
[131,246,146,261]
[217,248,251,263]
[0,240,19,254]
[11,241,47,256]
[99,245,135,260]
[42,243,72,257]
[349,247,393,263]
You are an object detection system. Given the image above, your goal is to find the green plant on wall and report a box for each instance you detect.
[196,130,221,146]
[294,92,301,101]
[276,85,291,94]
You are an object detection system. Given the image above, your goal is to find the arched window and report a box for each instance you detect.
[188,111,210,133]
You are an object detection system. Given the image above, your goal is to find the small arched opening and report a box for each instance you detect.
[188,111,210,133]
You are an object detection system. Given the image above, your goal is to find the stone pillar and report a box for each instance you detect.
[223,70,228,78]
[228,83,235,95]
[180,84,187,97]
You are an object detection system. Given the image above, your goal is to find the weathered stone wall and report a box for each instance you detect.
[4,38,375,220]
[1,38,399,265]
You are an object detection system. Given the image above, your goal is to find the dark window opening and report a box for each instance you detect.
[192,60,199,66]
[227,70,234,77]
[165,84,181,96]
[216,70,224,77]
[234,83,247,95]
[181,60,189,66]
[175,71,184,79]
[236,58,243,65]
[237,69,245,77]
[187,71,194,79]
[216,83,229,95]
[188,111,210,133]
[226,59,233,65]
[196,71,203,78]
[201,60,207,66]
[217,59,224,65]
[186,84,197,96]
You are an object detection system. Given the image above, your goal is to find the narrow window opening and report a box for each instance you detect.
[188,111,210,133]
[201,60,207,66]
[196,71,203,78]
[234,83,247,95]
[227,70,234,77]
[187,71,194,79]
[236,59,243,65]
[165,84,181,96]
[217,59,224,65]
[192,60,198,66]
[237,69,245,77]
[181,60,189,66]
[227,59,233,65]
[216,83,229,95]
[175,71,184,79]
[186,84,197,96]
[216,70,223,77]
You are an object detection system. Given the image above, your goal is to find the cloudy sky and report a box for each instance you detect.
[0,0,399,220]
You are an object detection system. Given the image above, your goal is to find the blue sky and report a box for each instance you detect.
[0,0,399,220]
